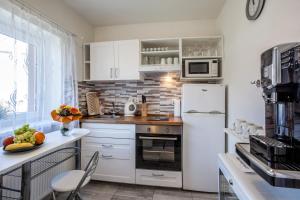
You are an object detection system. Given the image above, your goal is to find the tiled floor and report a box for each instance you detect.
[56,181,218,200]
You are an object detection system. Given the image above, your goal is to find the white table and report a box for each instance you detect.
[218,153,300,200]
[0,128,89,200]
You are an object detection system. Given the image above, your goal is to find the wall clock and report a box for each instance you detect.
[246,0,265,20]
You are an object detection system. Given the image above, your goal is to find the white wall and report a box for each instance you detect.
[94,20,219,41]
[22,0,95,81]
[217,0,300,127]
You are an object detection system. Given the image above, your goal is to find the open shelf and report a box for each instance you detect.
[182,56,222,59]
[139,64,181,72]
[141,50,179,56]
[180,77,223,82]
[140,39,181,72]
[181,37,223,58]
[83,43,91,81]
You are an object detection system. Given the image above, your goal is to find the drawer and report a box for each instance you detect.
[82,144,131,160]
[82,137,131,146]
[136,169,182,188]
[81,150,135,184]
[81,123,135,139]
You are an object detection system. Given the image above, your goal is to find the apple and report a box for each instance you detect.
[3,136,14,147]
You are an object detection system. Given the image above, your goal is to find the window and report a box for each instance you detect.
[0,1,77,137]
[0,33,34,116]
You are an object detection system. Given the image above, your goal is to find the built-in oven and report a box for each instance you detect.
[136,125,182,171]
[183,58,219,78]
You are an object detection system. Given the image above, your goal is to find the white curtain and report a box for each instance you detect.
[0,0,78,138]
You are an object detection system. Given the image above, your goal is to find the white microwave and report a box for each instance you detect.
[184,59,219,78]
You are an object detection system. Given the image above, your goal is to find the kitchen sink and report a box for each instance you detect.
[93,115,121,119]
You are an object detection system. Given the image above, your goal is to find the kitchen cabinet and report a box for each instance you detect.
[90,41,115,81]
[90,40,140,81]
[116,40,140,80]
[81,123,135,183]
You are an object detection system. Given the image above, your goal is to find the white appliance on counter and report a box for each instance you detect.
[124,97,137,116]
[182,84,225,192]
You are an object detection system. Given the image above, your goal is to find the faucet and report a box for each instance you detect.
[111,102,118,117]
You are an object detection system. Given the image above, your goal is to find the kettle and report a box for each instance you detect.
[124,97,137,116]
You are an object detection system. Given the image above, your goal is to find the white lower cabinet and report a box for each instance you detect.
[81,123,135,183]
[136,169,182,188]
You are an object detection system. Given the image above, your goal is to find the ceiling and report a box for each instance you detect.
[63,0,225,27]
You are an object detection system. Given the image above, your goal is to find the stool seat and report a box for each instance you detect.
[51,170,90,192]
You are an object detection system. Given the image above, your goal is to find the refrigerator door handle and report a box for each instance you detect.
[185,110,200,113]
[208,110,224,114]
[184,110,225,114]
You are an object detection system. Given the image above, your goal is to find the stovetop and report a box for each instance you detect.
[146,116,169,121]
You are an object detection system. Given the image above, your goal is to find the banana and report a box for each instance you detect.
[5,143,34,151]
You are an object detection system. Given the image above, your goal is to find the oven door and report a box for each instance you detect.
[185,59,211,77]
[136,133,181,171]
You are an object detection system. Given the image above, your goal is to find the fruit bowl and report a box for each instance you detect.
[3,143,43,153]
[2,124,46,153]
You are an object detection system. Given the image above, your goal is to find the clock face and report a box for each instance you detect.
[246,0,265,20]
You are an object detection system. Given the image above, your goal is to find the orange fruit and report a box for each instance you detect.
[34,132,45,145]
[70,107,79,114]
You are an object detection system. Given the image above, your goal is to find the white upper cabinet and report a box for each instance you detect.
[116,40,140,80]
[90,41,115,80]
[90,40,140,81]
[86,37,223,79]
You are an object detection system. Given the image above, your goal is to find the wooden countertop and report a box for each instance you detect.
[80,115,183,126]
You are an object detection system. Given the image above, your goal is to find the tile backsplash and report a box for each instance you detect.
[78,73,182,116]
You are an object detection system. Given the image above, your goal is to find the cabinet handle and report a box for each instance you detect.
[152,173,164,177]
[110,68,113,79]
[101,154,113,159]
[102,144,113,148]
[114,68,118,78]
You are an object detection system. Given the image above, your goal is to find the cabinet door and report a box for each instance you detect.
[80,123,136,184]
[115,40,140,80]
[90,42,115,80]
[81,139,135,184]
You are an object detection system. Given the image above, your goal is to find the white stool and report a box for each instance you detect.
[50,151,99,200]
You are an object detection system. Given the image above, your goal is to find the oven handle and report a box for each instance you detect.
[139,136,177,141]
[152,173,165,177]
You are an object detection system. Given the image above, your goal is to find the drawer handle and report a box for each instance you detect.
[139,136,177,141]
[101,154,113,159]
[102,144,113,148]
[152,173,164,177]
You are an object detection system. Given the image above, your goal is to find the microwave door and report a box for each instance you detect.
[185,60,210,78]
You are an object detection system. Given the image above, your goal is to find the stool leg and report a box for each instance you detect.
[52,191,56,200]
[76,192,82,200]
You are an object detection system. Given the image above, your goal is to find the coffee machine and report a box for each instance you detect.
[240,43,300,188]
[250,43,300,168]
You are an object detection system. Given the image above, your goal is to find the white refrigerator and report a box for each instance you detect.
[182,84,225,192]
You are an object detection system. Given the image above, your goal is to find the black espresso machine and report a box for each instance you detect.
[236,43,300,188]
